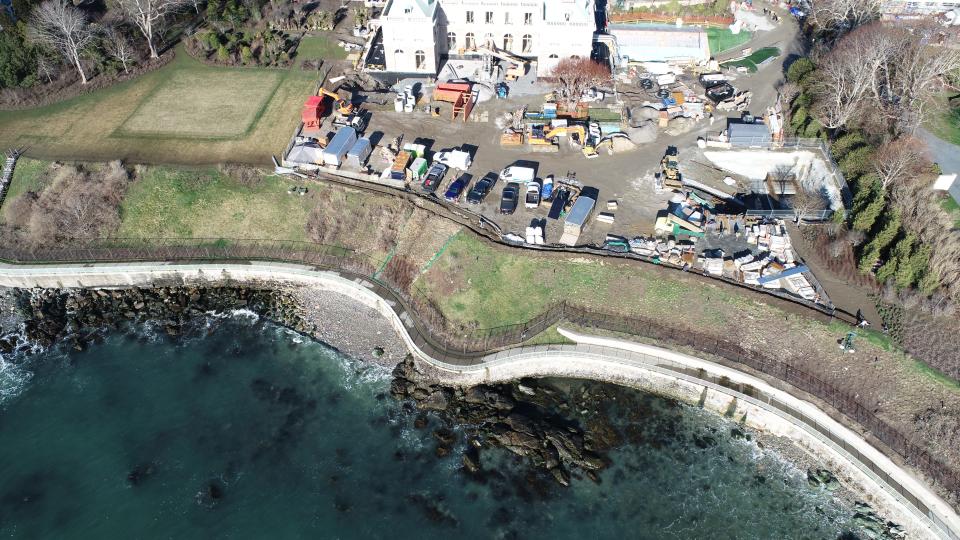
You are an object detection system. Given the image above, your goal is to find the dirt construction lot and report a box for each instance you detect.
[360,97,690,245]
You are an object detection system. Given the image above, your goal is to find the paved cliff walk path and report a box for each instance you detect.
[0,260,958,539]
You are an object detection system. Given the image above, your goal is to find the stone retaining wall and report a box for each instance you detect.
[0,260,957,539]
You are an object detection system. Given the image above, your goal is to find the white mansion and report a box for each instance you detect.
[376,0,597,77]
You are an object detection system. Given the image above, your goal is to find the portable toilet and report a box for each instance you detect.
[321,126,357,167]
[409,157,428,181]
[345,138,372,169]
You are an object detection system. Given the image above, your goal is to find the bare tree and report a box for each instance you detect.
[874,136,928,191]
[113,0,189,59]
[102,24,136,74]
[548,57,611,111]
[884,24,960,133]
[791,178,829,224]
[28,0,96,84]
[811,43,874,129]
[808,0,880,34]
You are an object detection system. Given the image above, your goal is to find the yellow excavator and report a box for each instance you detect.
[545,125,586,145]
[318,87,354,116]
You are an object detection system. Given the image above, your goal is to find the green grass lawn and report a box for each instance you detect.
[296,34,349,64]
[3,158,51,203]
[721,47,780,73]
[420,233,755,329]
[0,44,316,166]
[927,95,960,146]
[117,69,284,139]
[942,196,960,228]
[117,167,314,240]
[707,27,753,55]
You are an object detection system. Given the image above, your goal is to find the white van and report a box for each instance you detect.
[499,166,535,184]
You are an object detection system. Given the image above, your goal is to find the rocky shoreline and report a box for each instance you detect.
[0,285,407,367]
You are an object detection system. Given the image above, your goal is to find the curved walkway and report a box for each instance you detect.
[0,261,958,539]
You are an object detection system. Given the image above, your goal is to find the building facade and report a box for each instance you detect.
[880,0,960,18]
[377,0,596,77]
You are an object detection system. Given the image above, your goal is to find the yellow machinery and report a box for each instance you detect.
[527,125,556,146]
[545,125,586,145]
[318,87,354,116]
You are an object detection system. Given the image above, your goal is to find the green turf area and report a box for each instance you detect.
[0,44,316,166]
[116,167,313,240]
[296,34,349,64]
[117,69,284,139]
[707,27,753,55]
[721,47,780,73]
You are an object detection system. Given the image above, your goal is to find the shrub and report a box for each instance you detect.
[840,146,875,179]
[217,45,230,62]
[786,57,815,85]
[831,132,866,160]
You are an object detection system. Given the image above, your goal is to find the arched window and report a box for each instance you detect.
[483,33,494,47]
[503,34,513,51]
[521,34,532,53]
[465,32,475,50]
[394,49,404,64]
[415,50,426,69]
[549,54,558,59]
[447,32,457,50]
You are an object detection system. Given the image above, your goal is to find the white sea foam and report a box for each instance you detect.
[0,357,33,405]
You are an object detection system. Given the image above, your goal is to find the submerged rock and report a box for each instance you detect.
[391,357,618,487]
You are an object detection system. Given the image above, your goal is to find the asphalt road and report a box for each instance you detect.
[918,127,960,177]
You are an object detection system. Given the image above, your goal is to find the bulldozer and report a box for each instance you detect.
[659,146,683,190]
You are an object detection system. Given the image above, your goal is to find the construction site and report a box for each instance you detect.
[274,2,844,308]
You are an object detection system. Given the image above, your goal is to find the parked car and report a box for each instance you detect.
[422,163,447,193]
[444,176,468,202]
[466,173,496,204]
[433,149,472,170]
[500,182,520,214]
[524,181,541,208]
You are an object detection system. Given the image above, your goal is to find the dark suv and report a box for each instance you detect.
[466,173,496,204]
[499,182,520,214]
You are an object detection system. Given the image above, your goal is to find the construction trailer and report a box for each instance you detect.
[431,82,475,122]
[321,126,358,168]
[345,138,373,170]
[559,191,597,246]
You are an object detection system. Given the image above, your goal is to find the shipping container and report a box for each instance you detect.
[345,138,372,169]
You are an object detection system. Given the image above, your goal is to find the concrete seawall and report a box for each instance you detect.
[1,261,958,539]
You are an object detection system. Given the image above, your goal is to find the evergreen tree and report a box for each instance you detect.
[831,132,865,160]
[896,241,929,289]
